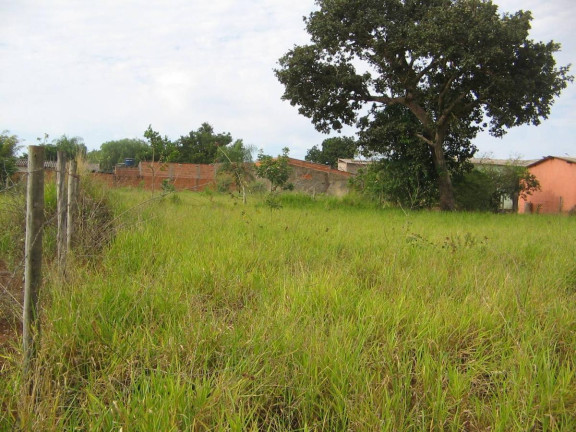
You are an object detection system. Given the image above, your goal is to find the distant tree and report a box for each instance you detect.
[276,0,572,210]
[175,123,233,164]
[143,125,177,163]
[49,135,87,160]
[86,149,101,164]
[215,139,254,164]
[216,140,257,203]
[496,165,540,212]
[93,138,150,172]
[0,131,19,187]
[305,136,356,168]
[453,169,501,211]
[255,147,292,192]
[475,161,540,212]
[454,160,540,212]
[144,125,177,195]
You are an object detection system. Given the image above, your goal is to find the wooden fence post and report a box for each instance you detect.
[66,159,78,257]
[56,151,67,273]
[23,145,45,373]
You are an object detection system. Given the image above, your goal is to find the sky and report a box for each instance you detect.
[1,0,574,161]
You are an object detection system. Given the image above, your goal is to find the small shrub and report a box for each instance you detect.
[264,192,283,210]
[216,172,234,193]
[248,180,267,194]
[453,169,498,212]
[162,178,175,193]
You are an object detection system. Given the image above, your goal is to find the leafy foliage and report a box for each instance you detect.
[89,138,150,172]
[42,135,87,160]
[454,162,540,212]
[255,147,292,192]
[276,0,572,209]
[492,164,540,211]
[144,125,177,163]
[215,139,254,164]
[215,140,256,199]
[351,159,439,209]
[453,169,501,211]
[0,131,19,187]
[353,105,475,208]
[305,136,356,168]
[174,123,233,164]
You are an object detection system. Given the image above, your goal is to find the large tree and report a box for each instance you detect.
[275,0,572,210]
[144,126,177,163]
[175,123,233,164]
[92,138,151,172]
[43,135,87,160]
[305,136,356,168]
[355,104,476,207]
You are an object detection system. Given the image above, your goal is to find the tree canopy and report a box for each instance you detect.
[255,148,292,192]
[0,131,19,187]
[90,138,150,172]
[144,126,177,163]
[215,139,254,165]
[216,140,256,201]
[305,136,356,168]
[85,123,247,170]
[42,135,87,161]
[276,0,572,210]
[353,104,476,207]
[174,123,234,164]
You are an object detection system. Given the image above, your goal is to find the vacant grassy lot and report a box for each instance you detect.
[1,189,575,430]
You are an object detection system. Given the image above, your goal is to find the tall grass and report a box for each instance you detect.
[1,190,575,430]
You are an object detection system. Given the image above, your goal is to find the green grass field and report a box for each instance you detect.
[1,189,575,430]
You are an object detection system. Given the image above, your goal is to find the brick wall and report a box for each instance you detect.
[113,162,217,191]
[288,160,351,196]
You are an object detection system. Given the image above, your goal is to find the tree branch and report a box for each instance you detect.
[437,74,458,110]
[438,92,469,126]
[366,94,406,105]
[416,133,434,147]
[414,56,442,84]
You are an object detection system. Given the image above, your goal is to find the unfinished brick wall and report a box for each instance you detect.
[287,159,351,196]
[105,159,351,195]
[113,162,217,191]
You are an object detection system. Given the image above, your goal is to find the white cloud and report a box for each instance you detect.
[0,0,573,159]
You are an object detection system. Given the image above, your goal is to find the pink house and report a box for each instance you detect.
[518,156,576,214]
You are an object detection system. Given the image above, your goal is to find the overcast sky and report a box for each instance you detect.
[1,0,574,160]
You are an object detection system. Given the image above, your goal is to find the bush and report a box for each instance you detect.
[350,161,438,209]
[248,180,267,194]
[216,172,234,193]
[161,178,175,193]
[453,169,499,212]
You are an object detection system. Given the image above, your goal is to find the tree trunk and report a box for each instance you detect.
[430,140,456,211]
[512,191,519,213]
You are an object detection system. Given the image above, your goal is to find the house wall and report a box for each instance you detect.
[518,158,576,214]
[287,159,351,196]
[337,159,371,174]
